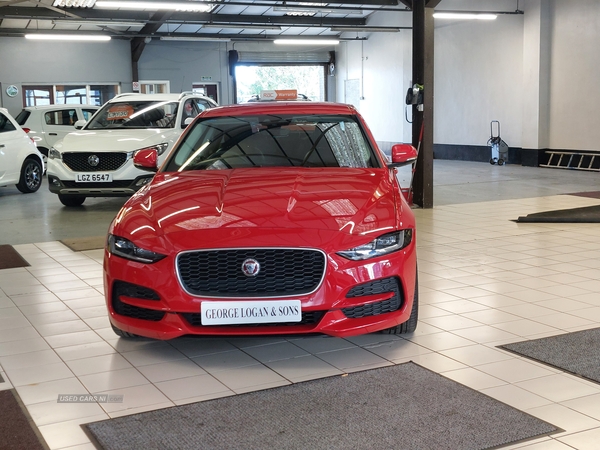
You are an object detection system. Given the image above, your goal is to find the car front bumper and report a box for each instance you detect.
[103,245,417,340]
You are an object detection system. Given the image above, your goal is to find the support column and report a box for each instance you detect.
[411,0,434,208]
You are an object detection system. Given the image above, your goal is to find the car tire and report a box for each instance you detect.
[380,272,418,335]
[58,194,86,207]
[16,157,43,193]
[111,323,139,339]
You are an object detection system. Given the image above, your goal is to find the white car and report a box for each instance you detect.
[47,92,218,207]
[0,107,44,194]
[15,104,99,164]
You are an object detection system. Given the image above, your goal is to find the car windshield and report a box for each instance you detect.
[86,100,178,129]
[163,114,379,171]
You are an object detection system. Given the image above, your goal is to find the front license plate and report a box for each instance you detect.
[201,300,302,325]
[75,173,112,183]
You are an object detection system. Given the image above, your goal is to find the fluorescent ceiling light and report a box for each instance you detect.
[160,36,231,42]
[274,39,339,45]
[433,12,497,20]
[202,23,282,30]
[95,1,213,12]
[52,0,96,6]
[331,26,402,32]
[273,6,362,15]
[52,20,143,27]
[25,33,111,41]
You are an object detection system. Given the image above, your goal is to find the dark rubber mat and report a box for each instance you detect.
[0,389,48,450]
[85,362,559,450]
[501,328,600,384]
[516,204,600,222]
[0,245,30,270]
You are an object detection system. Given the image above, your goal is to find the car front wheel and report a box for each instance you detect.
[16,158,43,193]
[380,271,418,335]
[111,323,139,339]
[58,194,86,207]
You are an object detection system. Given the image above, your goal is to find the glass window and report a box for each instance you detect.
[89,85,119,106]
[56,86,87,104]
[164,114,378,172]
[24,87,52,106]
[44,109,78,126]
[0,112,16,133]
[87,100,178,129]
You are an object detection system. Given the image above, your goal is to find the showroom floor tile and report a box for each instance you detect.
[1,192,600,449]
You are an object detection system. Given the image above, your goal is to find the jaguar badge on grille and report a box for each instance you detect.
[88,155,100,167]
[241,258,260,277]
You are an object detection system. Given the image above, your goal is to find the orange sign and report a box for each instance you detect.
[259,89,298,101]
[107,105,134,121]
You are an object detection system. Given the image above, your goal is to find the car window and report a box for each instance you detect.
[164,114,379,172]
[86,101,177,129]
[44,109,78,126]
[82,109,97,120]
[15,110,31,126]
[0,112,17,133]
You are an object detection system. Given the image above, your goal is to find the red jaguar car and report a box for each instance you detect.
[103,101,418,339]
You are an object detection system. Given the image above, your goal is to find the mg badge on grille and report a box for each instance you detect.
[88,155,100,167]
[241,258,260,277]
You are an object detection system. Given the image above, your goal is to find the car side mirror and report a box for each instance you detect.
[182,117,194,128]
[133,148,159,172]
[388,144,418,168]
[74,119,86,130]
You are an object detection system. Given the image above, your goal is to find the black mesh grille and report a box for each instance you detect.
[182,310,326,327]
[177,249,325,297]
[112,281,164,321]
[63,152,128,172]
[342,277,403,319]
[62,180,133,188]
[114,280,160,301]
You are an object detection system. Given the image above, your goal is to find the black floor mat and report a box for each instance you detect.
[516,204,600,222]
[500,328,600,384]
[85,362,559,450]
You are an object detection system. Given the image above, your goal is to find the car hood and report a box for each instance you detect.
[56,129,179,152]
[112,168,407,252]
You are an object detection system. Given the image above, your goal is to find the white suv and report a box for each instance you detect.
[47,92,218,206]
[15,104,99,164]
[0,108,44,194]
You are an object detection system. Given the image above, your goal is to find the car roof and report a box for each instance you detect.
[108,92,213,103]
[24,104,99,111]
[200,102,359,117]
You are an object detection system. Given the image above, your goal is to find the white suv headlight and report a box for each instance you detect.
[48,148,62,160]
[337,230,413,261]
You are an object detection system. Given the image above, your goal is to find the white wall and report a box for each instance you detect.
[0,37,131,116]
[547,0,600,151]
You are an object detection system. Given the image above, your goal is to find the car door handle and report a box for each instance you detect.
[49,133,58,136]
[0,144,4,148]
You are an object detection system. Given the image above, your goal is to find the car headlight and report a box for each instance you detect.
[108,234,166,264]
[48,148,62,160]
[337,230,413,261]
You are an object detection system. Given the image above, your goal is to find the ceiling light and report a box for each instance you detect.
[160,36,231,42]
[274,39,339,45]
[202,24,282,30]
[52,0,96,6]
[331,26,403,32]
[95,1,213,12]
[52,20,143,27]
[432,12,497,20]
[273,6,362,15]
[25,34,111,41]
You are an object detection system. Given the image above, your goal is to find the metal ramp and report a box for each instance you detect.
[540,151,600,172]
